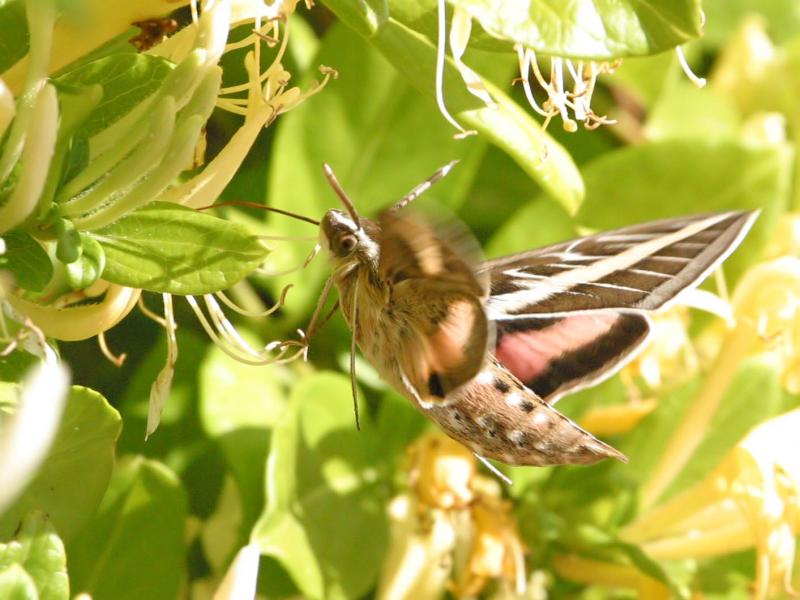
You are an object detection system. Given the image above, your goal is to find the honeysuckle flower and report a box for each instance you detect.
[766,212,800,260]
[552,554,670,599]
[452,486,527,598]
[731,257,800,394]
[622,408,800,599]
[627,306,697,391]
[643,256,800,508]
[711,15,776,112]
[515,46,619,132]
[1,0,192,94]
[741,112,788,148]
[435,0,707,136]
[408,431,476,510]
[579,399,657,438]
[378,493,458,600]
[5,281,142,342]
[158,0,333,210]
[380,433,527,600]
[2,0,324,437]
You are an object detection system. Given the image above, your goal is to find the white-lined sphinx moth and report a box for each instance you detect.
[303,163,757,467]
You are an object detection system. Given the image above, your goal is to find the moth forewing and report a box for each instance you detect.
[483,211,758,318]
[485,210,757,405]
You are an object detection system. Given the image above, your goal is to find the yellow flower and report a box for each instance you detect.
[408,432,476,510]
[379,433,528,599]
[2,0,324,437]
[623,408,800,599]
[453,489,527,598]
[732,257,800,394]
[626,306,697,391]
[642,257,800,507]
[552,554,670,600]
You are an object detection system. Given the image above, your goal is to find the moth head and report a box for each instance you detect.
[320,209,360,258]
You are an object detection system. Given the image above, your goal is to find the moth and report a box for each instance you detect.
[293,162,756,468]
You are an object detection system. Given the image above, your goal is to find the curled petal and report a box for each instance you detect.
[7,284,141,341]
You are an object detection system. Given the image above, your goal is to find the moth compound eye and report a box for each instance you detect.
[339,234,357,255]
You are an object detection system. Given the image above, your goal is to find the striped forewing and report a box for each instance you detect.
[482,211,758,319]
[482,211,757,402]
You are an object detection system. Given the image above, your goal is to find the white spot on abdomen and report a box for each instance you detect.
[505,391,523,407]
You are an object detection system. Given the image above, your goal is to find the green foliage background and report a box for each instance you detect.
[1,0,799,598]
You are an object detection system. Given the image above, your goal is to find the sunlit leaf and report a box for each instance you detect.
[252,373,388,600]
[199,344,288,530]
[94,202,270,295]
[447,0,703,59]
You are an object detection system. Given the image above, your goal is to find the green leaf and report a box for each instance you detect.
[252,372,388,600]
[0,231,52,292]
[199,345,288,531]
[0,350,38,383]
[115,328,226,520]
[371,390,429,463]
[485,197,577,258]
[645,83,742,141]
[0,512,69,600]
[93,202,270,295]
[54,53,174,138]
[702,0,800,46]
[66,457,187,600]
[576,139,792,282]
[610,51,680,109]
[447,0,703,59]
[0,0,27,74]
[454,145,541,240]
[0,387,121,542]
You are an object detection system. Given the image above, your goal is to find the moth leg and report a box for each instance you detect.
[474,454,512,485]
[305,276,334,342]
[349,278,361,431]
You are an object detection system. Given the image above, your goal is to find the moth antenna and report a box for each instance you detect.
[390,160,459,212]
[322,163,361,228]
[197,200,320,226]
[350,279,361,431]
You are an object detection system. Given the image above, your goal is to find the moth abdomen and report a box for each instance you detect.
[427,357,626,467]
